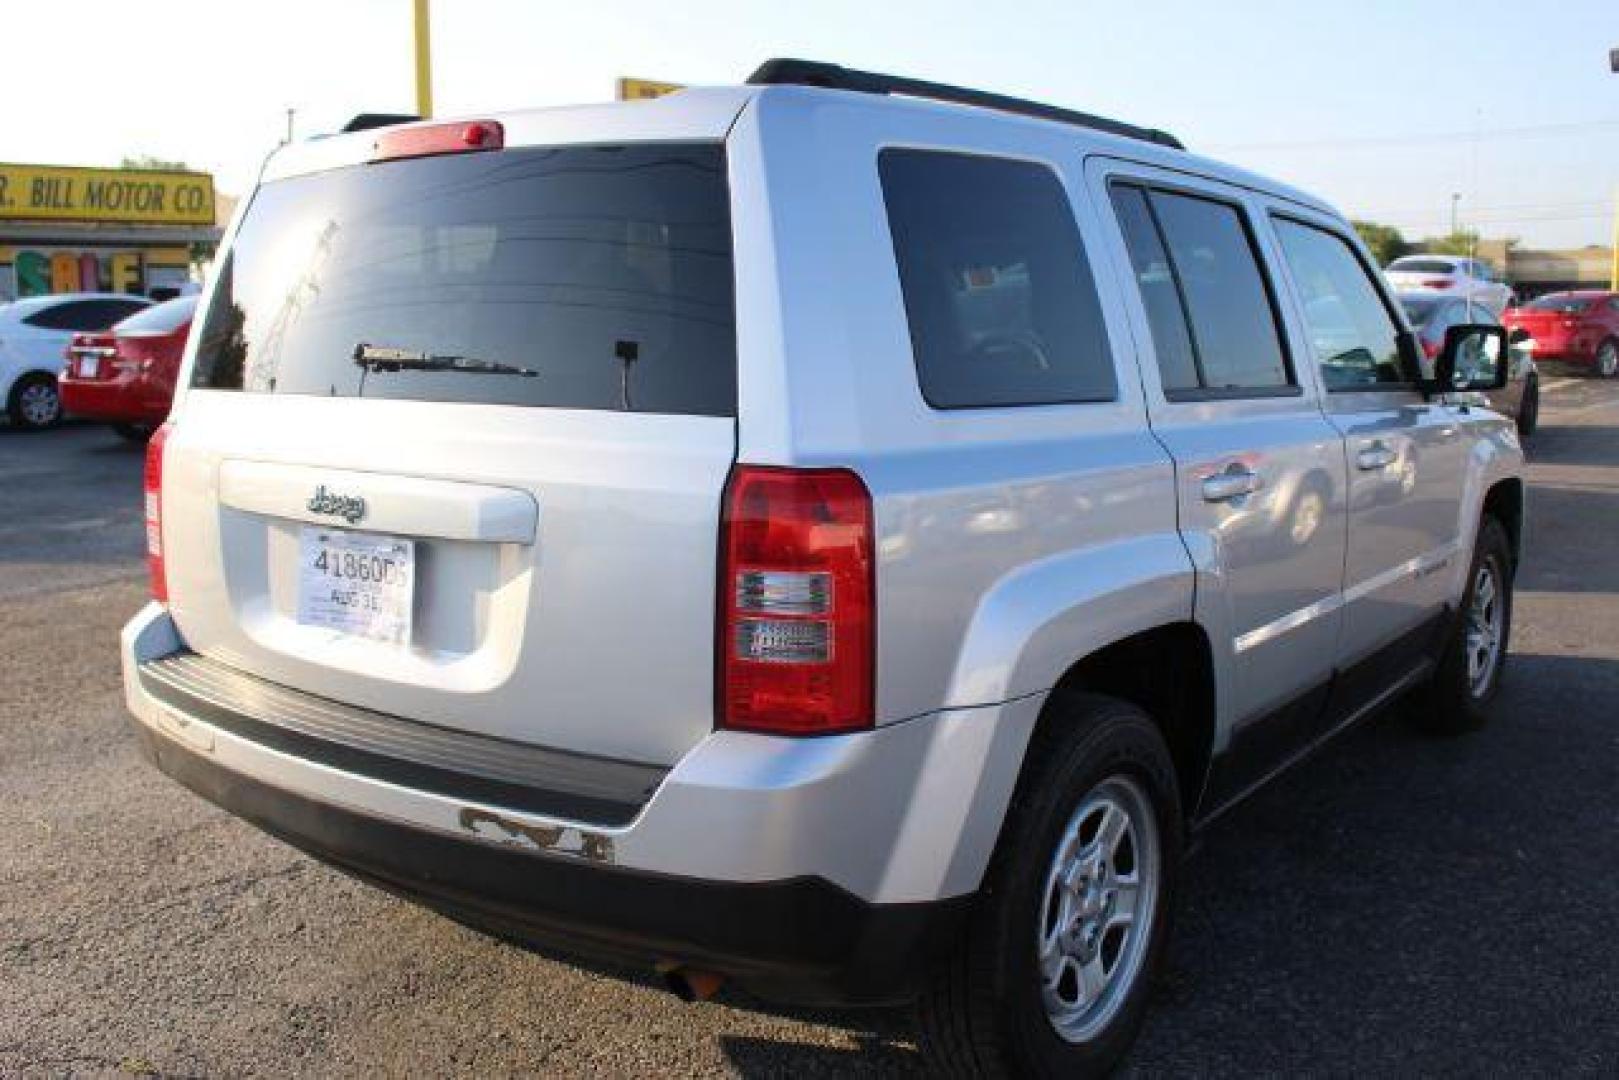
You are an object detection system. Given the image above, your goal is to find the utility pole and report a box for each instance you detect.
[414,0,433,118]
[1450,192,1461,237]
[1610,49,1617,288]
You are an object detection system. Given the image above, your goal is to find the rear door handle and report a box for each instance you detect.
[1201,465,1261,502]
[1356,442,1397,471]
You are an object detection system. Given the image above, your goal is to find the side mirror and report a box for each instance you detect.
[1434,323,1509,393]
[1508,327,1530,345]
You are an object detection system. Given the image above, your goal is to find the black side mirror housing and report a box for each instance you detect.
[1433,323,1510,394]
[1508,327,1531,345]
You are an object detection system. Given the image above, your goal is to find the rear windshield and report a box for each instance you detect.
[1387,258,1455,274]
[116,294,198,333]
[1524,294,1590,313]
[1398,297,1440,324]
[192,143,736,416]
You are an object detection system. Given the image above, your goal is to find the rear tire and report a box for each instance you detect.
[915,692,1182,1078]
[1596,339,1619,379]
[1515,376,1539,438]
[113,423,154,443]
[7,373,62,430]
[1409,517,1513,735]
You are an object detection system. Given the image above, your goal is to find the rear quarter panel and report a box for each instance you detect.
[734,90,1193,723]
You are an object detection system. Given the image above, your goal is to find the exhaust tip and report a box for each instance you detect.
[658,963,725,1003]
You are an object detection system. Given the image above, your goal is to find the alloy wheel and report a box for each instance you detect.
[1037,775,1160,1044]
[1466,559,1505,698]
[18,380,61,427]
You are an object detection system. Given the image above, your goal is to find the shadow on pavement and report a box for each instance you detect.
[721,1030,922,1076]
[1519,487,1619,594]
[1126,651,1619,1073]
[1526,414,1619,469]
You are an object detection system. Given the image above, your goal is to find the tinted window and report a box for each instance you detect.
[1389,258,1456,274]
[1149,191,1291,391]
[879,150,1116,409]
[1110,185,1199,393]
[115,295,198,333]
[1275,218,1407,389]
[1399,297,1441,325]
[1525,294,1590,313]
[193,144,736,416]
[24,298,148,331]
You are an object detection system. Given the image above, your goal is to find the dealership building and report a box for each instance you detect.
[0,163,221,302]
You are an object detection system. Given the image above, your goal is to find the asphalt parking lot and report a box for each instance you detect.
[3,381,1616,1077]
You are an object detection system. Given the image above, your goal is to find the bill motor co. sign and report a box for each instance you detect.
[0,163,214,226]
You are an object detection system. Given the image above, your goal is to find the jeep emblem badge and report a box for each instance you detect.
[307,485,367,525]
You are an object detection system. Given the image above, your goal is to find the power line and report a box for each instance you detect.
[1206,118,1619,153]
[1359,199,1612,218]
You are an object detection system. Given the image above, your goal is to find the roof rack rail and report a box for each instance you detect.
[341,113,421,134]
[746,59,1184,151]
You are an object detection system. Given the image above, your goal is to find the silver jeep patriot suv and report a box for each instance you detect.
[123,60,1525,1075]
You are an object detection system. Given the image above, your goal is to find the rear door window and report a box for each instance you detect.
[1109,183,1293,396]
[1109,185,1199,393]
[879,149,1117,409]
[193,144,736,416]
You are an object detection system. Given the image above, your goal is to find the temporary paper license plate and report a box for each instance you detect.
[296,527,415,645]
[79,357,99,379]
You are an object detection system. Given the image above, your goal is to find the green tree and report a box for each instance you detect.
[1426,229,1481,257]
[1351,220,1408,267]
[119,154,190,172]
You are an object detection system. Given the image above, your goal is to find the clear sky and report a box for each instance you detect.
[12,0,1618,248]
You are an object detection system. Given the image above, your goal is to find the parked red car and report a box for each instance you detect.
[1502,291,1619,377]
[59,295,197,440]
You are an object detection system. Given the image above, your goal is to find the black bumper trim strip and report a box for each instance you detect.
[138,652,667,826]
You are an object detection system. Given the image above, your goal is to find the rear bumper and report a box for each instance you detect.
[1511,333,1595,364]
[59,372,166,423]
[122,604,1042,1004]
[130,720,967,1004]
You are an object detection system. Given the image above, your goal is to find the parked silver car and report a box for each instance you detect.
[122,60,1525,1076]
[1398,292,1539,437]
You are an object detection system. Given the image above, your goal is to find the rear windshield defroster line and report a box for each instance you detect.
[191,143,737,417]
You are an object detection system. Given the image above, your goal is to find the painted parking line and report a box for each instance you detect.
[1538,377,1580,395]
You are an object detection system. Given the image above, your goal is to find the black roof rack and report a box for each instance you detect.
[341,113,420,134]
[746,59,1184,151]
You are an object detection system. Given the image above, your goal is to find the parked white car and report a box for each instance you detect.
[1384,255,1514,315]
[1,292,152,429]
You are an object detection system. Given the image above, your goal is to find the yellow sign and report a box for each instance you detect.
[616,77,685,101]
[0,164,215,226]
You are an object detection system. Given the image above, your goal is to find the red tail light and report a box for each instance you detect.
[144,422,173,603]
[718,466,875,735]
[1423,278,1453,289]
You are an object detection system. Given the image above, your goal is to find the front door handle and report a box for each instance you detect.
[1201,464,1261,502]
[1356,442,1397,471]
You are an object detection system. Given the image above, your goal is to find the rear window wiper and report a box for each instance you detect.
[352,343,538,377]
